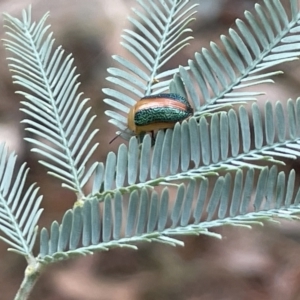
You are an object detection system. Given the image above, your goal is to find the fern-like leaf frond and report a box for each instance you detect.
[104,0,197,139]
[0,143,43,257]
[38,166,300,262]
[90,99,300,198]
[172,0,300,113]
[3,7,99,197]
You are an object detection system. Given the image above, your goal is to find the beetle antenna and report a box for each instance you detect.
[109,132,122,144]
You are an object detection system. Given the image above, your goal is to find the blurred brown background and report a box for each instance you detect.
[2,0,300,299]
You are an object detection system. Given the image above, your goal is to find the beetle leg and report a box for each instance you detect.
[151,130,155,146]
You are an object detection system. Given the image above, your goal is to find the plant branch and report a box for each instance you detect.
[14,260,43,300]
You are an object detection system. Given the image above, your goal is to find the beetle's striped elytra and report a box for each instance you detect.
[127,93,193,134]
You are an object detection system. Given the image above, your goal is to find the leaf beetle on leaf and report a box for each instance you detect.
[109,93,193,144]
[127,93,193,134]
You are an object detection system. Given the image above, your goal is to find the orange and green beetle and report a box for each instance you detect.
[128,93,193,134]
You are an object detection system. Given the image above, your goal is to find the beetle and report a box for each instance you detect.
[127,93,193,134]
[109,93,193,144]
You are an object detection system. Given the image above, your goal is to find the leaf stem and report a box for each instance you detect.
[14,261,43,300]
